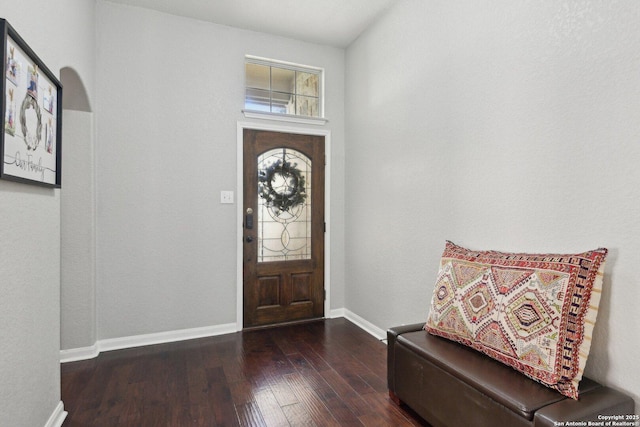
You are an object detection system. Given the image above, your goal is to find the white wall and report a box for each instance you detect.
[345,0,640,404]
[0,0,95,425]
[61,109,95,350]
[95,2,345,340]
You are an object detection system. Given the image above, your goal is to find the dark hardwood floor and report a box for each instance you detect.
[61,318,429,426]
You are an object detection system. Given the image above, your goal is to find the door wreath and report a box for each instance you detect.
[258,159,307,213]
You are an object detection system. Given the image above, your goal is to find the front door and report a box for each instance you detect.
[243,129,325,328]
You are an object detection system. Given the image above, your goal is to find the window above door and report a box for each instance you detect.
[243,56,327,125]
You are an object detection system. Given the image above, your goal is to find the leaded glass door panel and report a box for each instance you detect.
[243,129,325,328]
[257,148,311,262]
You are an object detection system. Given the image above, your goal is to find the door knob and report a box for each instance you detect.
[245,236,254,243]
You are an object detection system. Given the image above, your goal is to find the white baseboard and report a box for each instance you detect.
[342,309,387,341]
[329,307,345,318]
[61,322,237,363]
[60,312,388,363]
[98,322,238,353]
[44,401,67,427]
[60,343,99,363]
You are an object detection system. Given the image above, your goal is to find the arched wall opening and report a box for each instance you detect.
[60,67,92,112]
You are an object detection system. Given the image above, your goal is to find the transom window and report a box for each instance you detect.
[245,57,322,118]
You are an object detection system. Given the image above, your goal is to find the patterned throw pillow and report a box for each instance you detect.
[425,241,608,399]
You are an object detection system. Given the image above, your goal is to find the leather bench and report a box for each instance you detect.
[388,323,635,427]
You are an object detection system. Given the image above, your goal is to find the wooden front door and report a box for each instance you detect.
[243,129,325,328]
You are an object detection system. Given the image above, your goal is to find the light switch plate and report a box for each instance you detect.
[220,191,234,204]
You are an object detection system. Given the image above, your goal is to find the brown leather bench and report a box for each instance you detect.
[388,323,635,427]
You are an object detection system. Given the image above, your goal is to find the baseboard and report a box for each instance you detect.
[342,309,386,341]
[60,343,99,363]
[61,322,238,363]
[44,401,67,427]
[60,312,387,363]
[329,307,345,318]
[98,322,238,353]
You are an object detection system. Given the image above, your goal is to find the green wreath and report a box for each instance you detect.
[258,160,307,213]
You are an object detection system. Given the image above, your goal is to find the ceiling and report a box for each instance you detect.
[106,0,397,48]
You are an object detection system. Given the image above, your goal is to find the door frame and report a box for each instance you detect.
[236,121,331,331]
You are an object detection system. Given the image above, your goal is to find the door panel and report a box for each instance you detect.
[243,129,325,328]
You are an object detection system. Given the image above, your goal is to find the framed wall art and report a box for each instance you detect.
[1,18,62,188]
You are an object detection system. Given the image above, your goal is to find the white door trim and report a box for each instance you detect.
[236,122,331,331]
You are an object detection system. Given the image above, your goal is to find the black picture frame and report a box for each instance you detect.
[1,18,62,188]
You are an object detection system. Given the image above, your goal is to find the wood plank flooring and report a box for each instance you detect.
[61,318,430,426]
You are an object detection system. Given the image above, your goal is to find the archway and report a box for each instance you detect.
[60,67,91,112]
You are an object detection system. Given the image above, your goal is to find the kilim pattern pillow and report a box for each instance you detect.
[424,241,608,399]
